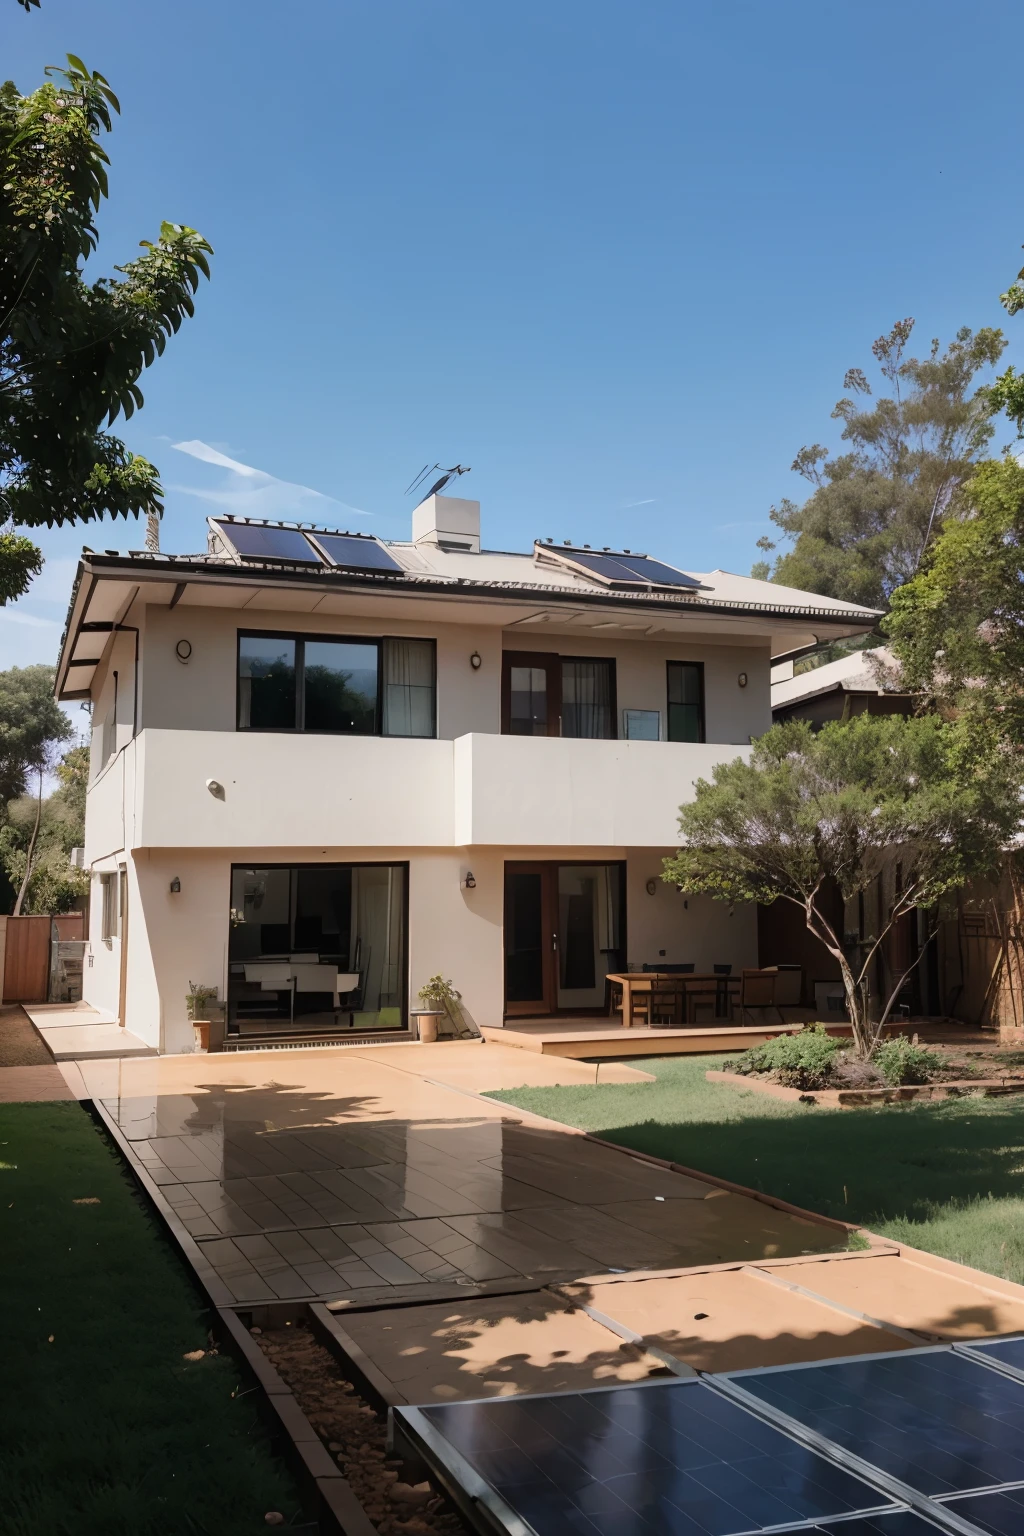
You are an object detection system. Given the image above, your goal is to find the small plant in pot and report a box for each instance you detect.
[416,975,461,1043]
[186,982,218,1052]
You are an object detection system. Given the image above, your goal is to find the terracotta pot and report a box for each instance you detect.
[418,1014,439,1044]
[192,1020,210,1053]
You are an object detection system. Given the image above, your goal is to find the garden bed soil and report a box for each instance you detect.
[256,1322,470,1536]
[707,1068,1024,1107]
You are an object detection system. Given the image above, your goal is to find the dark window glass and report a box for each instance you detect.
[304,640,378,733]
[667,660,704,742]
[509,665,549,736]
[561,659,614,738]
[505,871,545,1001]
[238,636,297,728]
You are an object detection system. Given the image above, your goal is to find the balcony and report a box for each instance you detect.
[105,728,750,852]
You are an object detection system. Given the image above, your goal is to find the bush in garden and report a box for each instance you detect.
[737,1025,840,1090]
[874,1035,942,1086]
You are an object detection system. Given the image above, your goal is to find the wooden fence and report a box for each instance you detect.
[0,913,85,1004]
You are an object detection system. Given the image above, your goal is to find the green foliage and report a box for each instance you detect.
[417,974,462,1009]
[990,247,1024,434]
[886,457,1024,745]
[0,665,72,801]
[0,740,88,913]
[756,320,1005,606]
[738,1025,840,1089]
[0,57,211,598]
[663,714,1020,1056]
[874,1035,943,1086]
[185,982,218,1021]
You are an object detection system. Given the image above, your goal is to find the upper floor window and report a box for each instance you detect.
[237,632,436,737]
[501,653,616,739]
[667,660,704,742]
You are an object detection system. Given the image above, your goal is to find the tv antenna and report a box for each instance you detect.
[404,463,472,504]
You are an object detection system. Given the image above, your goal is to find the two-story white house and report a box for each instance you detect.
[54,494,878,1052]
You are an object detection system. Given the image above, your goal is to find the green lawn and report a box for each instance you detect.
[488,1054,1024,1284]
[0,1101,301,1536]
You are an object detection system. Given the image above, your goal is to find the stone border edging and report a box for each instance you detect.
[705,1067,1024,1107]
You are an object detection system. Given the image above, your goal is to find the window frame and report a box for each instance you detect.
[99,871,119,941]
[559,655,618,740]
[666,660,706,744]
[235,630,436,738]
[500,651,618,739]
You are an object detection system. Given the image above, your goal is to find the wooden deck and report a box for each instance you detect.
[484,1014,989,1059]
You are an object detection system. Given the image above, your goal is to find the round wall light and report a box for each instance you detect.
[645,878,657,896]
[463,870,477,889]
[176,639,192,663]
[737,671,748,688]
[169,876,181,893]
[206,778,225,799]
[470,651,482,670]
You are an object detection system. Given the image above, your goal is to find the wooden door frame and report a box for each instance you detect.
[503,860,628,1018]
[503,861,557,1016]
[117,864,128,1027]
[501,652,562,737]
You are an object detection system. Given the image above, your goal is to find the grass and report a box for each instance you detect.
[0,1101,301,1536]
[488,1053,1024,1284]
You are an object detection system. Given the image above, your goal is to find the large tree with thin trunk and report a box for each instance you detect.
[0,55,212,600]
[753,320,1006,608]
[662,715,1020,1058]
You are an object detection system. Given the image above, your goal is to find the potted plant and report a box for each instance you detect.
[186,982,218,1052]
[416,975,461,1043]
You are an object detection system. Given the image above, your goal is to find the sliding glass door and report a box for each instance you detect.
[227,862,407,1038]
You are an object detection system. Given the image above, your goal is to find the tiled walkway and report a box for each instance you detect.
[93,1042,847,1305]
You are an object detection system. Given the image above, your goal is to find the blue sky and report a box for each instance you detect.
[6,0,1024,682]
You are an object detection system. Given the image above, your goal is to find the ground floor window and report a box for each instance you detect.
[227,862,407,1038]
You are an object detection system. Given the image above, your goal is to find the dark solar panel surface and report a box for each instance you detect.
[562,549,703,588]
[214,521,321,562]
[944,1487,1024,1535]
[736,1350,1024,1496]
[965,1336,1024,1374]
[312,532,403,573]
[775,1519,940,1536]
[417,1381,897,1536]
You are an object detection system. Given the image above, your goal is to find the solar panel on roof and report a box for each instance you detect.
[542,546,705,589]
[309,532,403,573]
[395,1379,902,1536]
[944,1486,1024,1535]
[774,1519,942,1535]
[964,1336,1024,1376]
[213,521,321,563]
[733,1349,1024,1497]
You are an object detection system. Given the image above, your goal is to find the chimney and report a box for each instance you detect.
[412,494,480,553]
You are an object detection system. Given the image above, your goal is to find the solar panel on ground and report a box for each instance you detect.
[555,548,704,589]
[731,1348,1024,1497]
[943,1487,1024,1535]
[395,1379,905,1536]
[213,520,321,563]
[310,531,404,573]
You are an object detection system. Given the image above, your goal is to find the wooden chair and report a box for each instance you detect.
[632,978,683,1028]
[740,969,783,1024]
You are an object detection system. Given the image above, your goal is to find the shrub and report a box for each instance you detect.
[874,1035,942,1086]
[737,1025,840,1090]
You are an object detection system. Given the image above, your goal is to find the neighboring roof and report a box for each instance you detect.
[54,518,883,701]
[771,645,906,710]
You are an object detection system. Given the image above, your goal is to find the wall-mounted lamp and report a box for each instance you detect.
[737,671,748,688]
[176,639,192,663]
[469,651,482,670]
[169,876,181,893]
[645,878,657,896]
[463,870,477,889]
[206,778,225,799]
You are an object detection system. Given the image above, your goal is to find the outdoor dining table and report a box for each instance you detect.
[606,971,741,1028]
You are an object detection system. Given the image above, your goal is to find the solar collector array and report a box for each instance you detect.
[212,519,404,574]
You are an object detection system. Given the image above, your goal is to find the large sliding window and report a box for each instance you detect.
[237,632,435,736]
[667,660,705,742]
[227,862,407,1035]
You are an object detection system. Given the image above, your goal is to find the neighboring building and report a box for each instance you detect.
[771,643,913,727]
[55,495,878,1052]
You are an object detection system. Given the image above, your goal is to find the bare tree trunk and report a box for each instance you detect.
[13,767,43,916]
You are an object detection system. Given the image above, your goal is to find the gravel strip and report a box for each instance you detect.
[256,1324,470,1536]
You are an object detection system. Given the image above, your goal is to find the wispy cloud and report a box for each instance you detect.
[623,498,656,508]
[171,440,371,521]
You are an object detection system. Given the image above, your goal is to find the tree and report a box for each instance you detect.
[0,663,72,803]
[886,456,1024,744]
[0,742,88,914]
[753,321,1006,608]
[662,715,1019,1058]
[0,56,212,600]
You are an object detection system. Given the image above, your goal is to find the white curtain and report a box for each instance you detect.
[382,639,436,737]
